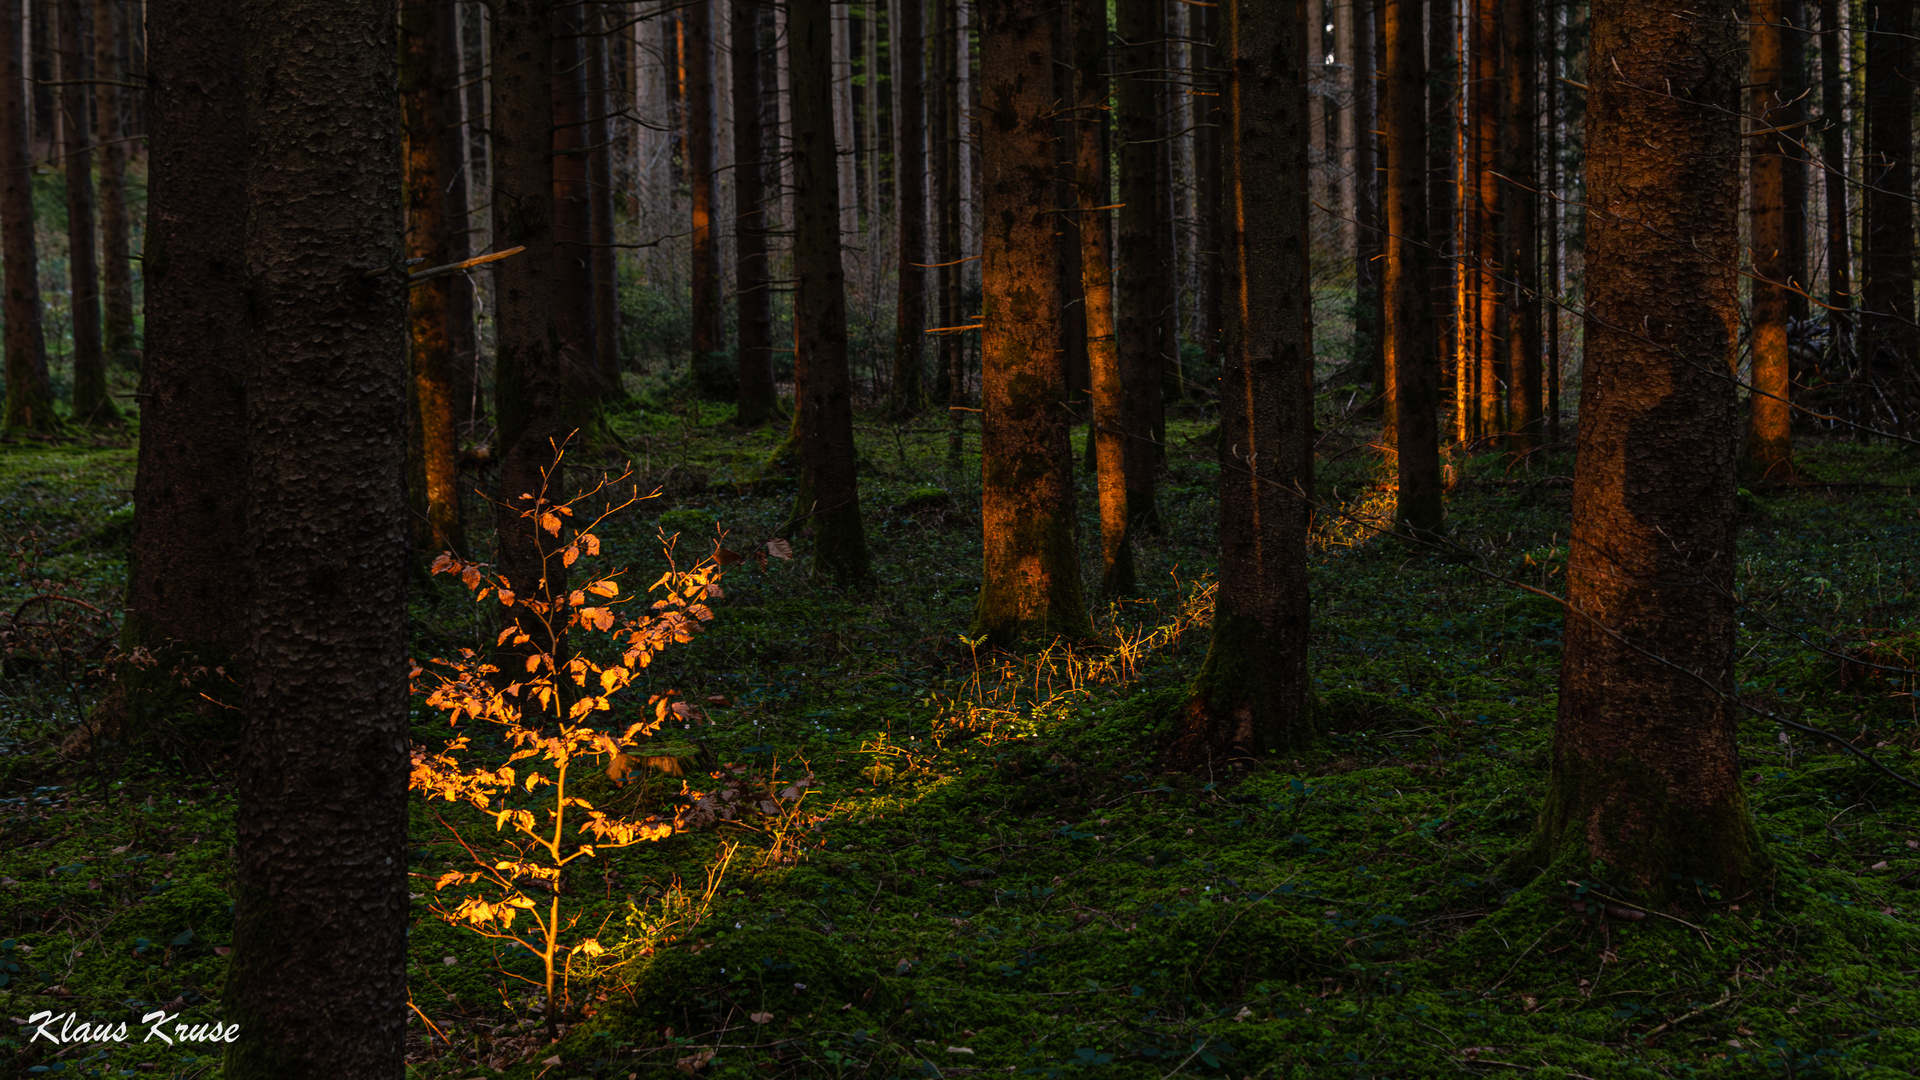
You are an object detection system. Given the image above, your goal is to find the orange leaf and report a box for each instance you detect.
[581,533,601,555]
[766,538,794,560]
[539,512,563,536]
[587,579,619,597]
[431,553,456,575]
[461,565,482,590]
[498,588,516,606]
[562,544,580,567]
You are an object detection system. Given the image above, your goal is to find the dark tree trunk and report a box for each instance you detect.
[1502,0,1539,451]
[887,0,927,417]
[126,0,247,661]
[936,0,965,459]
[493,0,569,653]
[1383,0,1438,532]
[62,0,117,426]
[1470,0,1500,442]
[789,0,872,587]
[1544,0,1561,443]
[1076,0,1131,596]
[1,0,52,432]
[587,1,622,396]
[1353,0,1382,403]
[1746,0,1797,477]
[1525,0,1764,900]
[551,1,601,401]
[970,0,1091,643]
[685,0,721,373]
[1861,0,1912,421]
[95,0,135,368]
[1817,0,1851,373]
[438,0,475,434]
[1172,0,1313,764]
[733,0,776,425]
[1114,0,1159,531]
[403,0,464,556]
[1194,0,1221,364]
[225,0,409,1077]
[1426,0,1456,438]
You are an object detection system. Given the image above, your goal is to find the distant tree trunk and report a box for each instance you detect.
[1817,0,1851,373]
[1860,0,1912,423]
[733,0,776,425]
[1501,0,1538,452]
[1353,0,1382,402]
[439,0,475,433]
[789,0,872,587]
[832,1,858,248]
[1470,0,1500,443]
[936,0,964,458]
[1075,0,1131,596]
[1746,0,1796,477]
[61,0,117,426]
[94,0,135,368]
[685,0,721,375]
[403,0,463,556]
[1544,0,1561,443]
[225,0,408,1077]
[1383,0,1438,532]
[1194,0,1222,362]
[1524,0,1765,900]
[1173,0,1313,764]
[1427,0,1457,439]
[887,0,927,417]
[587,2,622,396]
[970,0,1091,644]
[493,0,569,654]
[0,0,53,432]
[1114,0,1159,531]
[551,1,601,402]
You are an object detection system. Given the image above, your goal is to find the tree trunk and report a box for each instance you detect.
[1172,0,1312,764]
[887,0,927,417]
[552,1,601,403]
[733,0,776,424]
[1860,0,1911,423]
[937,0,964,458]
[1470,0,1500,443]
[1525,0,1764,900]
[0,0,53,432]
[685,0,721,375]
[1501,0,1538,452]
[1353,0,1382,403]
[442,0,476,435]
[1427,0,1457,440]
[127,0,247,669]
[1194,0,1222,363]
[789,0,872,587]
[61,0,116,425]
[1817,0,1851,375]
[970,0,1091,644]
[1114,0,1159,531]
[403,0,463,557]
[225,0,409,1077]
[1544,0,1561,443]
[587,1,622,397]
[1383,0,1438,532]
[1076,0,1130,597]
[1746,0,1796,477]
[492,0,569,654]
[94,0,135,369]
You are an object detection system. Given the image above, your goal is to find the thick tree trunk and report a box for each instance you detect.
[587,2,622,396]
[62,0,117,426]
[1172,0,1312,764]
[970,0,1091,644]
[1501,0,1538,451]
[552,1,601,402]
[1817,0,1851,373]
[1746,0,1796,477]
[492,0,569,653]
[94,0,135,368]
[732,0,776,425]
[225,1,408,1077]
[1383,0,1438,533]
[887,0,927,417]
[403,0,464,557]
[1,0,53,432]
[1860,0,1912,422]
[1526,0,1764,900]
[685,0,721,374]
[1470,0,1500,443]
[1114,0,1159,531]
[789,0,872,587]
[1427,0,1457,439]
[1076,0,1131,596]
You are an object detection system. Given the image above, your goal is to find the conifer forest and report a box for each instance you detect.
[8,0,1920,1076]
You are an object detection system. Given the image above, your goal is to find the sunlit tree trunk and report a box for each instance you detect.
[1501,0,1538,452]
[225,0,408,1076]
[1525,0,1765,900]
[1746,0,1797,477]
[888,0,927,417]
[686,0,721,375]
[1428,0,1458,440]
[1817,0,1851,372]
[1172,0,1312,764]
[0,0,53,432]
[1470,0,1500,443]
[1075,0,1130,596]
[403,0,463,557]
[1383,0,1438,532]
[94,0,135,368]
[733,0,776,425]
[1114,0,1159,531]
[552,1,601,402]
[587,2,622,397]
[60,0,116,426]
[1860,0,1911,423]
[970,0,1091,643]
[789,0,872,587]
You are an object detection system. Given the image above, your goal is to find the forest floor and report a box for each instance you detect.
[3,374,1920,1079]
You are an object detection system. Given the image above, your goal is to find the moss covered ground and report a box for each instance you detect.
[2,375,1919,1079]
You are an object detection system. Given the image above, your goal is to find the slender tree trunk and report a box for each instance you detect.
[587,2,622,396]
[1115,0,1159,531]
[789,0,872,587]
[1353,0,1382,403]
[1526,0,1764,900]
[1173,0,1312,763]
[1195,0,1222,363]
[0,0,53,432]
[685,0,721,375]
[832,1,858,249]
[1501,0,1538,452]
[1384,0,1438,532]
[1817,0,1851,373]
[733,0,776,424]
[970,0,1091,644]
[888,0,927,417]
[1075,0,1130,596]
[1860,0,1911,423]
[1428,0,1457,439]
[937,0,964,458]
[226,0,408,1076]
[442,0,476,434]
[552,1,601,402]
[1544,0,1561,443]
[94,0,134,368]
[1746,0,1796,477]
[61,0,116,425]
[1470,0,1500,442]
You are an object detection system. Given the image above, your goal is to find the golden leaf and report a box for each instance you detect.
[568,589,587,607]
[581,532,601,556]
[496,625,520,646]
[600,666,628,693]
[498,588,515,606]
[562,544,580,567]
[461,565,482,590]
[431,553,457,575]
[587,579,619,597]
[607,752,633,782]
[645,756,684,777]
[526,654,541,674]
[540,512,563,536]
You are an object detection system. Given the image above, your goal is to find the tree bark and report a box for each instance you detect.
[1172,0,1313,764]
[789,0,872,587]
[61,0,117,426]
[1746,0,1797,477]
[94,0,135,368]
[1114,0,1159,531]
[733,0,776,424]
[970,0,1091,644]
[587,1,622,397]
[1353,0,1382,403]
[1860,0,1911,422]
[1383,0,1438,533]
[552,1,601,402]
[1427,0,1458,440]
[1816,0,1851,374]
[1076,0,1131,596]
[888,0,927,417]
[0,0,53,432]
[225,0,409,1076]
[1501,0,1538,451]
[1526,0,1764,900]
[1470,0,1501,443]
[685,0,721,374]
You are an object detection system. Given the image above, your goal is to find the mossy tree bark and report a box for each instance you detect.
[225,0,409,1076]
[887,0,927,419]
[1745,0,1798,479]
[733,0,777,426]
[1382,0,1440,533]
[0,0,54,434]
[60,0,119,427]
[789,0,873,588]
[1500,0,1538,452]
[1523,0,1766,901]
[95,0,137,369]
[1114,0,1159,533]
[1170,0,1313,765]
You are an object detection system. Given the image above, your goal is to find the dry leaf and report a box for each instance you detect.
[675,1049,715,1073]
[715,548,745,566]
[749,1011,772,1024]
[766,538,793,560]
[539,512,563,536]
